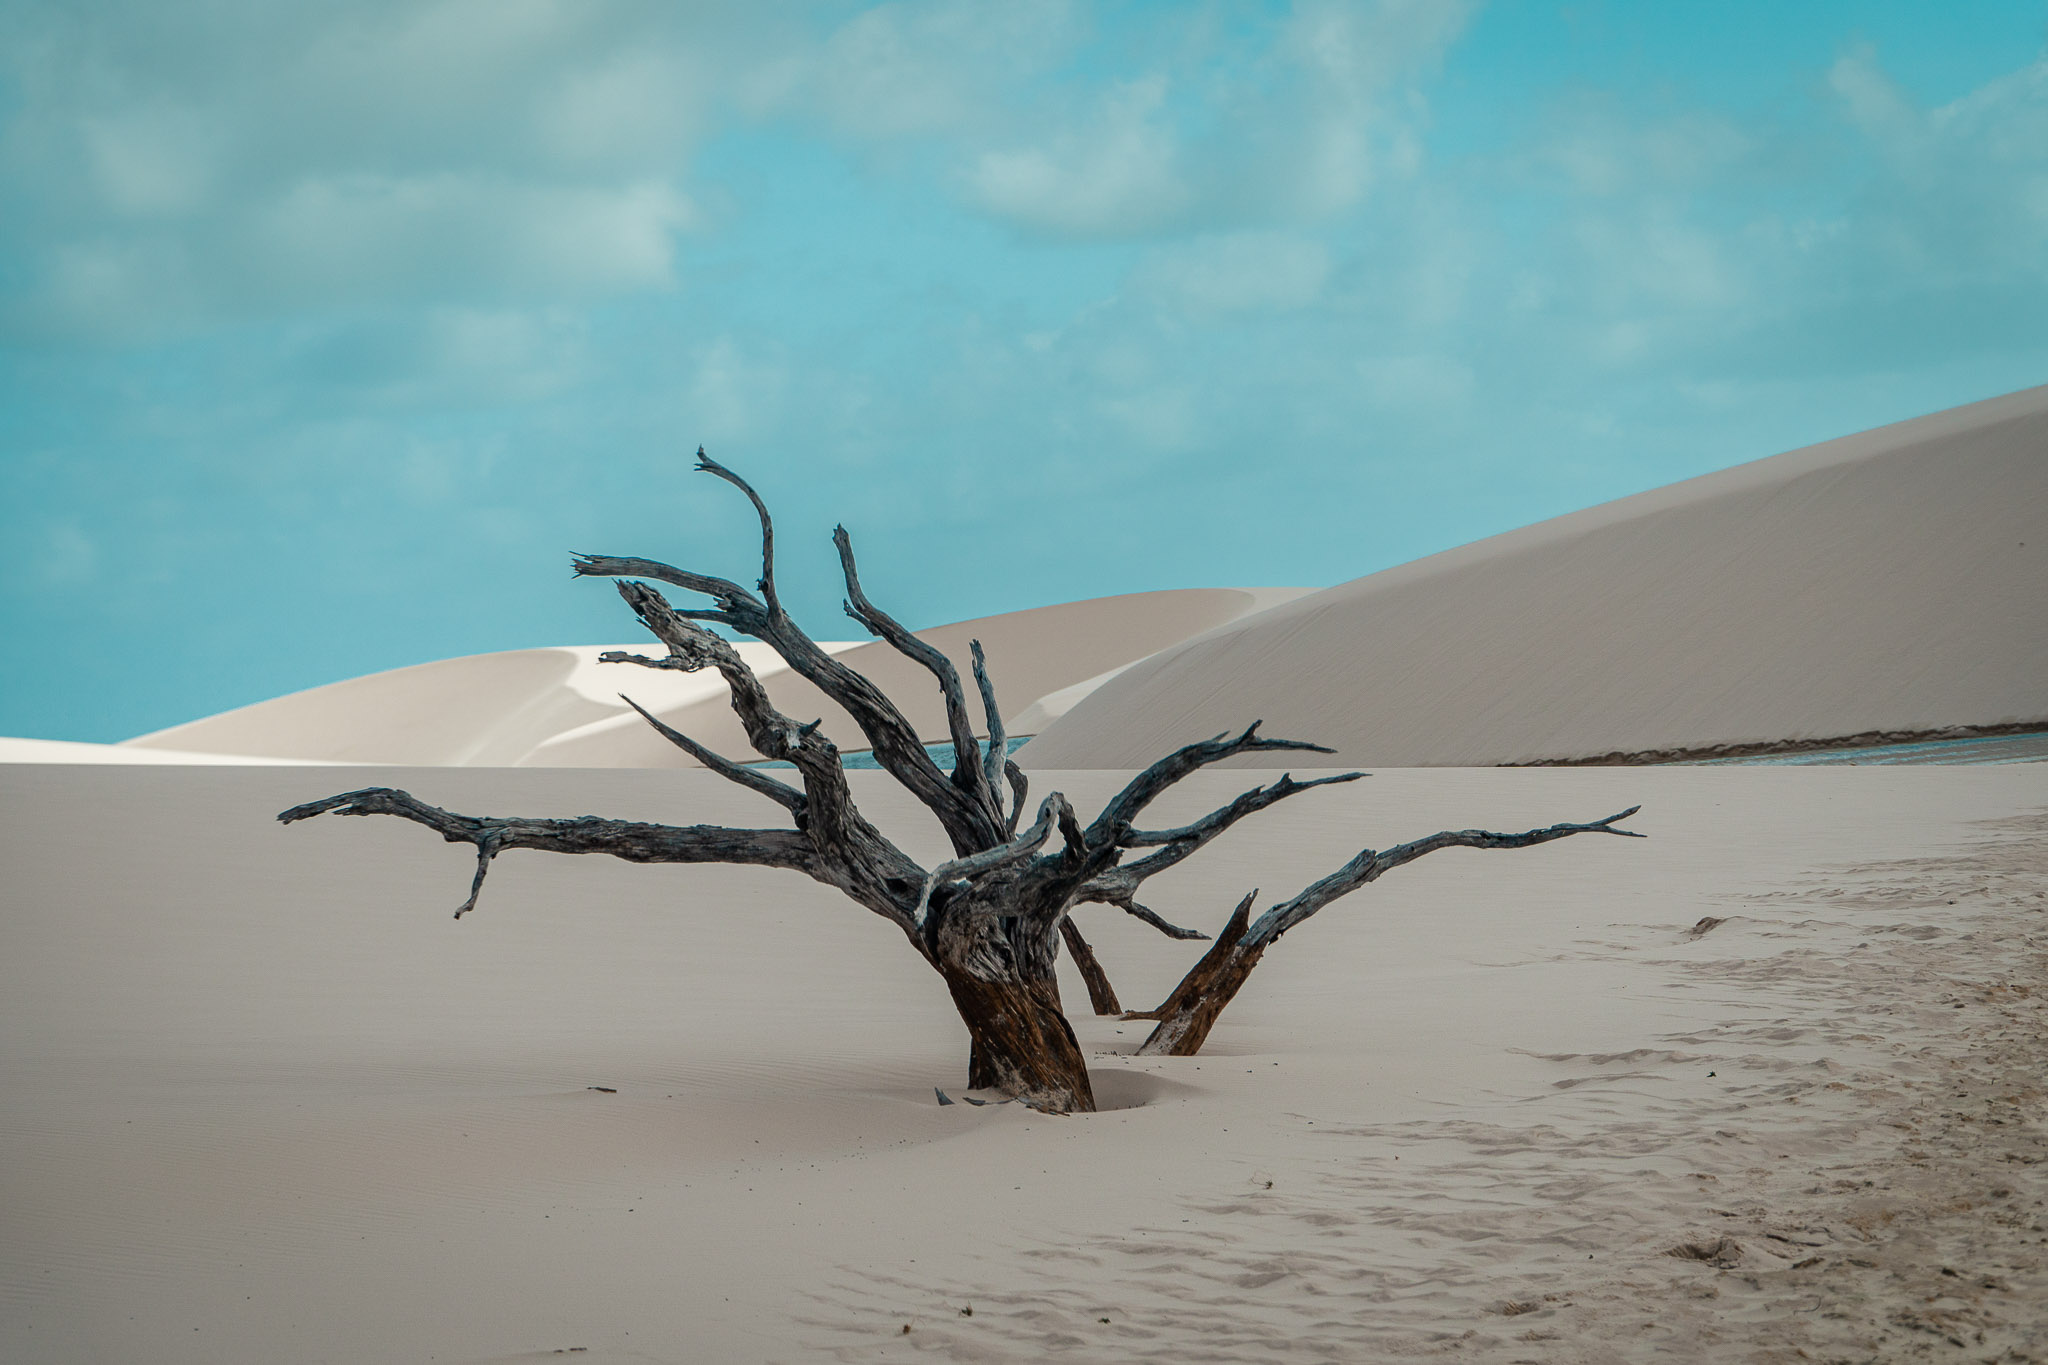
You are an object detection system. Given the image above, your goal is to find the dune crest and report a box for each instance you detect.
[109,588,1308,767]
[1023,384,2048,768]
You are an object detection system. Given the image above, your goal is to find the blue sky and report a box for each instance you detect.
[3,0,2045,742]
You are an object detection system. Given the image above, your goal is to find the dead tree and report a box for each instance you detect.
[280,454,1641,1113]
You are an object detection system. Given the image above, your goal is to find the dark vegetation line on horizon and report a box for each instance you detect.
[1518,720,2048,768]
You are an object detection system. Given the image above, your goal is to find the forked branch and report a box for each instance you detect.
[616,694,805,816]
[574,465,999,855]
[1120,771,1366,850]
[1073,770,1362,930]
[1095,896,1210,941]
[970,640,1009,825]
[1134,807,1646,1056]
[1244,806,1646,949]
[278,787,817,919]
[572,554,759,625]
[912,793,1073,929]
[834,525,1002,830]
[1087,722,1335,845]
[692,449,780,612]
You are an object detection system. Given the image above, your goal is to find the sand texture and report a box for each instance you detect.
[1022,385,2048,769]
[5,760,2044,1362]
[117,588,1303,767]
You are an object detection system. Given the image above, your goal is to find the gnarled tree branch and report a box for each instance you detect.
[1097,896,1210,941]
[1059,917,1121,1015]
[912,793,1071,929]
[969,639,1009,826]
[1134,807,1646,1056]
[576,492,999,856]
[1120,771,1366,849]
[834,525,1003,833]
[278,787,819,919]
[1244,806,1646,950]
[1071,771,1362,936]
[1003,760,1028,839]
[692,449,780,613]
[598,578,931,931]
[616,693,805,816]
[1086,722,1335,846]
[572,554,758,624]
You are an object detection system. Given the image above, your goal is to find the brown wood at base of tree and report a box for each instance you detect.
[1127,890,1255,1033]
[1133,891,1262,1053]
[1137,941,1266,1057]
[1059,917,1122,1015]
[943,970,1095,1112]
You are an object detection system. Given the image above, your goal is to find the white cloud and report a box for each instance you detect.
[256,174,689,300]
[970,77,1190,238]
[24,173,690,341]
[807,1,1079,140]
[1,0,1478,339]
[536,49,710,169]
[687,337,788,442]
[0,0,722,339]
[38,519,100,587]
[1355,352,1473,408]
[80,109,221,216]
[944,0,1475,239]
[1828,44,1920,143]
[1133,231,1331,314]
[1097,384,1197,452]
[1827,49,2048,279]
[1529,106,1749,197]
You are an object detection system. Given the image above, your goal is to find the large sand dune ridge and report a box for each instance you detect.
[116,588,1304,767]
[1024,384,2048,769]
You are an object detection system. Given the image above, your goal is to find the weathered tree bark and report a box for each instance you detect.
[1059,917,1122,1015]
[1134,808,1645,1056]
[1130,893,1265,1053]
[944,970,1094,1111]
[280,451,1643,1114]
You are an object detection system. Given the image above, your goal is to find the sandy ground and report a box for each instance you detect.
[3,761,2044,1362]
[1025,384,2048,769]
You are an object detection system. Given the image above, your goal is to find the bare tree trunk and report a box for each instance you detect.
[1132,893,1263,1054]
[1059,917,1122,1015]
[943,969,1096,1111]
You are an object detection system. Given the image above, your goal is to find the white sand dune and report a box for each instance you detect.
[3,760,2044,1361]
[114,588,1304,768]
[1023,385,2048,769]
[0,736,346,765]
[117,641,849,766]
[541,586,1308,768]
